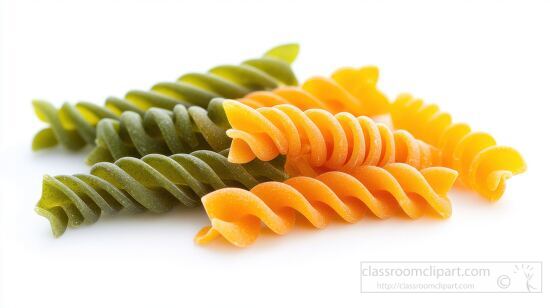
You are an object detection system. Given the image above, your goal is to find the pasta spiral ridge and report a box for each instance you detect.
[86,98,231,164]
[391,94,526,201]
[223,100,440,171]
[32,44,300,151]
[238,66,390,116]
[36,149,288,237]
[195,163,458,247]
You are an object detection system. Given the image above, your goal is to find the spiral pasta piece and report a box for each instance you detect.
[195,163,458,247]
[223,100,440,171]
[86,98,231,164]
[238,66,390,116]
[36,149,288,237]
[391,94,526,201]
[32,44,300,151]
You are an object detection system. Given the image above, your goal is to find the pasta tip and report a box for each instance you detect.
[263,43,300,65]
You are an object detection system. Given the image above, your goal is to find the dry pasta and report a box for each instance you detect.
[86,98,230,164]
[239,66,389,116]
[86,66,388,165]
[223,100,440,171]
[32,44,299,151]
[36,149,287,237]
[195,163,457,247]
[391,94,526,200]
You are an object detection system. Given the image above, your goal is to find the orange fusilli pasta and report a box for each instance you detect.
[223,100,440,171]
[239,66,390,116]
[195,163,457,247]
[391,94,526,201]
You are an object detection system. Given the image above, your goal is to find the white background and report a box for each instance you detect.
[1,0,549,306]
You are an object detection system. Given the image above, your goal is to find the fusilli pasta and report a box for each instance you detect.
[36,149,287,237]
[239,66,389,116]
[32,44,299,151]
[195,163,457,247]
[223,100,440,171]
[86,98,230,164]
[391,94,526,200]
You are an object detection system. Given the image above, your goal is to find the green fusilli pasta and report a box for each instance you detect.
[32,44,299,151]
[36,149,288,237]
[86,98,230,164]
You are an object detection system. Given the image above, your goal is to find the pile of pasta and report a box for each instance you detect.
[33,44,526,247]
